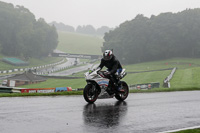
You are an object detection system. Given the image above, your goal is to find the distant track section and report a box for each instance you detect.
[51,53,101,59]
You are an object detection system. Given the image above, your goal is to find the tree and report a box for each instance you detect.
[0,2,58,58]
[49,21,75,32]
[76,25,96,35]
[102,8,200,64]
[96,26,111,36]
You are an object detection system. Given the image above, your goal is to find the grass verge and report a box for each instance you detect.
[172,128,200,133]
[129,87,200,93]
[19,78,86,89]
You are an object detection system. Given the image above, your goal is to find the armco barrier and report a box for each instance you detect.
[21,88,38,93]
[129,82,160,90]
[0,86,21,93]
[68,87,72,91]
[55,87,72,92]
[163,67,177,88]
[55,87,67,92]
[0,86,72,93]
[37,89,55,93]
[21,88,56,93]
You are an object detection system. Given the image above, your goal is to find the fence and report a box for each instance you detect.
[163,67,177,88]
[0,58,65,75]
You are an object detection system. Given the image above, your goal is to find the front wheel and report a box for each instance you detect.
[83,84,98,103]
[115,81,129,101]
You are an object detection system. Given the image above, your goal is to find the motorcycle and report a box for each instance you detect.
[83,68,129,103]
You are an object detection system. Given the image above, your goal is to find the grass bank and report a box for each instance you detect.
[57,31,103,55]
[171,67,200,88]
[20,78,85,89]
[18,58,200,90]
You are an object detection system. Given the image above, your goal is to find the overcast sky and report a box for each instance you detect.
[1,0,200,28]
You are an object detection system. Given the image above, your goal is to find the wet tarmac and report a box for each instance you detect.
[0,91,200,133]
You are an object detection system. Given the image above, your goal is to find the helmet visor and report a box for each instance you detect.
[103,54,112,60]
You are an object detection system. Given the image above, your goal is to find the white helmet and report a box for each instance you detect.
[103,50,113,61]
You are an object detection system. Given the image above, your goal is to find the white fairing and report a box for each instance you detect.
[85,70,109,87]
[84,69,126,99]
[85,69,111,99]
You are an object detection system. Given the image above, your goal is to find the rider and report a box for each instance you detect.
[96,50,124,92]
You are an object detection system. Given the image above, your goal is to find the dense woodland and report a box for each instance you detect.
[102,9,200,64]
[0,1,58,59]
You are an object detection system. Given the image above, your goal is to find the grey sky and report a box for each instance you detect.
[1,0,200,28]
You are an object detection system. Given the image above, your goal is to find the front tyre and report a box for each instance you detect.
[83,84,98,103]
[115,81,129,101]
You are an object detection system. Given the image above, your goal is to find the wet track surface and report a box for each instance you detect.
[0,91,200,133]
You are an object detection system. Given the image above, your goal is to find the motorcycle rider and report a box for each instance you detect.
[96,50,124,92]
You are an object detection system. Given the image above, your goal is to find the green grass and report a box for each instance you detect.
[17,67,170,90]
[124,58,200,72]
[122,58,200,89]
[20,78,86,89]
[17,58,200,90]
[171,67,200,88]
[124,70,171,85]
[173,128,200,133]
[57,31,103,55]
[129,87,200,93]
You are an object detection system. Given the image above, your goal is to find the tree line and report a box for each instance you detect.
[102,8,200,64]
[50,21,112,36]
[0,1,58,59]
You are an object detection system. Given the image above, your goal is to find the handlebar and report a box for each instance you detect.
[97,71,110,78]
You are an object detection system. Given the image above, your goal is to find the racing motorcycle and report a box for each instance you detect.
[83,68,129,103]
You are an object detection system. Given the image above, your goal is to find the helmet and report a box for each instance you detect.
[103,50,113,61]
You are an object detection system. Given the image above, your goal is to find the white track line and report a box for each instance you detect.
[159,125,200,133]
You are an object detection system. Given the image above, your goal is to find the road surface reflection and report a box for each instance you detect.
[83,101,128,129]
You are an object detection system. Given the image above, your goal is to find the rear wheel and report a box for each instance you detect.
[115,81,129,101]
[83,84,98,103]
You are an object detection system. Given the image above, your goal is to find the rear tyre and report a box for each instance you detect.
[83,84,98,103]
[115,81,129,101]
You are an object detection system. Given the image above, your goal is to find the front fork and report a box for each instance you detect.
[87,82,101,95]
